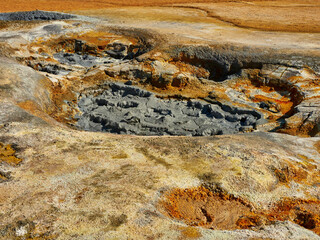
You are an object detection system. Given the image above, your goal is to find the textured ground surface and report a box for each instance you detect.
[1,2,320,239]
[1,0,320,32]
[0,11,75,21]
[77,82,262,136]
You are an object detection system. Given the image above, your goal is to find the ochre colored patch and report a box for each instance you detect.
[159,186,254,229]
[225,73,301,123]
[314,141,320,154]
[236,215,262,229]
[159,186,320,235]
[178,226,202,239]
[39,31,134,57]
[266,198,320,235]
[0,0,218,13]
[32,75,85,127]
[278,121,317,137]
[0,142,23,166]
[0,0,282,13]
[272,158,314,186]
[252,95,293,115]
[0,171,9,181]
[199,0,320,33]
[17,100,64,127]
[112,152,129,159]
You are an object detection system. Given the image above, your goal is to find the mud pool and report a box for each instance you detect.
[77,83,263,136]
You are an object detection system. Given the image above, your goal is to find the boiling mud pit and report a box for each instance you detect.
[2,15,308,137]
[77,83,263,136]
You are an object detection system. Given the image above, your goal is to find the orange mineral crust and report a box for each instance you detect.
[159,187,320,235]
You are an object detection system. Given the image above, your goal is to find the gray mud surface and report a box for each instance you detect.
[77,83,263,136]
[54,52,115,68]
[0,11,75,21]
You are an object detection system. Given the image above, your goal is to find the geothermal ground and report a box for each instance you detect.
[1,1,320,239]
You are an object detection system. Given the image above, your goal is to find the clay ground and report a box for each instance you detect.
[1,0,320,32]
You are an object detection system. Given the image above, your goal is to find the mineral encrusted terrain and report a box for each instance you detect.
[1,2,320,239]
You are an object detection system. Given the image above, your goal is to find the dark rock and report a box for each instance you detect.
[75,40,84,53]
[105,50,125,59]
[171,45,320,81]
[124,52,135,60]
[0,11,75,21]
[125,81,133,85]
[83,43,97,54]
[54,52,110,68]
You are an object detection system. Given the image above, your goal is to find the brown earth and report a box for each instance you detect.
[0,0,269,12]
[0,0,228,12]
[182,0,320,32]
[1,1,320,33]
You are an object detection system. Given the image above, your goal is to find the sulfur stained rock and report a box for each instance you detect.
[150,60,179,88]
[171,73,189,88]
[1,121,320,239]
[0,143,22,166]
